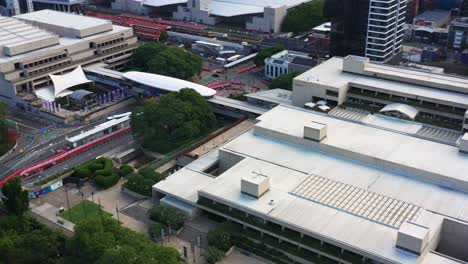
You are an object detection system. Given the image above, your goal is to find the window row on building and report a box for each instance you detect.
[197,195,385,264]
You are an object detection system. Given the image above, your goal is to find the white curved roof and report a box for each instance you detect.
[380,103,420,120]
[123,71,216,97]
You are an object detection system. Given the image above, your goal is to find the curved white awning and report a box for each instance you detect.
[123,71,216,97]
[380,103,419,120]
[36,65,92,101]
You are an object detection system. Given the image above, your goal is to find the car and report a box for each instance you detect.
[212,73,220,78]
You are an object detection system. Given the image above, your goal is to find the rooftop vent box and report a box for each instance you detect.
[460,133,468,153]
[241,172,270,199]
[304,121,327,142]
[396,221,429,255]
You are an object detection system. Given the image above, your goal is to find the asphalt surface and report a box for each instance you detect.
[23,133,134,187]
[0,105,138,185]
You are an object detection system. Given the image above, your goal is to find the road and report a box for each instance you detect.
[0,105,138,185]
[23,133,134,187]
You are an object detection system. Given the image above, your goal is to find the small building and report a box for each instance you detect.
[413,10,451,28]
[307,22,331,54]
[264,50,318,79]
[448,17,468,51]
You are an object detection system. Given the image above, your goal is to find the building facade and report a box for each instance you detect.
[293,55,468,131]
[0,10,137,116]
[264,50,317,79]
[448,17,468,50]
[326,0,406,63]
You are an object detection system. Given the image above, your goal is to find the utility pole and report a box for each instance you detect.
[65,185,71,220]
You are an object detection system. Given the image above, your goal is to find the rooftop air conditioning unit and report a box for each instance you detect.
[241,172,270,199]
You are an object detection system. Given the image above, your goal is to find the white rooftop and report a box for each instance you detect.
[0,16,59,56]
[15,10,113,38]
[146,0,315,17]
[123,71,216,97]
[155,105,468,264]
[295,57,468,108]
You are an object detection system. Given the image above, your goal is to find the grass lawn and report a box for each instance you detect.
[60,200,112,224]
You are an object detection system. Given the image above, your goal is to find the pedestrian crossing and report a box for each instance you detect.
[416,126,461,145]
[328,107,369,122]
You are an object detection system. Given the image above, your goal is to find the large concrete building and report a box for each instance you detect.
[154,104,468,264]
[292,55,468,132]
[111,0,316,33]
[0,10,137,117]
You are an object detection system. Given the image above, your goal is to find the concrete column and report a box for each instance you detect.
[300,233,304,239]
[281,226,285,231]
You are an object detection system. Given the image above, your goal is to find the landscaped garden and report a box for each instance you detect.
[60,200,113,224]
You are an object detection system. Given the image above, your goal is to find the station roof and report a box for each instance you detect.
[123,71,216,97]
[67,115,129,143]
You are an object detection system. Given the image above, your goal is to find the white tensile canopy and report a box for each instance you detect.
[35,65,92,102]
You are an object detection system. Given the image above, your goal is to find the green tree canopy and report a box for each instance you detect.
[281,0,325,33]
[269,71,301,91]
[254,46,284,66]
[131,88,217,153]
[133,43,202,80]
[1,177,29,217]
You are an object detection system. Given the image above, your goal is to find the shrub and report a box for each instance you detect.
[73,167,92,179]
[119,164,134,177]
[205,246,225,264]
[88,162,104,172]
[95,159,113,176]
[123,169,161,196]
[138,167,159,181]
[148,222,166,240]
[149,206,185,231]
[95,174,120,189]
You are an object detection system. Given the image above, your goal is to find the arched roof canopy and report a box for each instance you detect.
[123,71,216,98]
[379,103,420,120]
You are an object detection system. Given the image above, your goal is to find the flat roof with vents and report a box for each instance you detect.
[0,16,59,56]
[155,104,468,264]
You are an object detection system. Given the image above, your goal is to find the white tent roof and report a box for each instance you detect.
[379,103,420,120]
[36,65,92,101]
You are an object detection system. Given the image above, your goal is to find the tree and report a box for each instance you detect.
[149,206,186,230]
[269,72,301,90]
[159,30,169,42]
[254,46,284,66]
[1,177,29,217]
[282,0,325,33]
[133,43,202,80]
[131,88,217,153]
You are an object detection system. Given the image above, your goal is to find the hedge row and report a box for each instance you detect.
[71,158,132,189]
